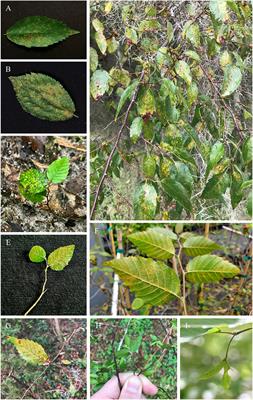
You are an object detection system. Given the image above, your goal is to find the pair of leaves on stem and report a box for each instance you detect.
[200,359,231,389]
[19,156,69,203]
[9,73,76,121]
[105,228,240,309]
[6,16,79,48]
[29,244,75,271]
[7,336,49,365]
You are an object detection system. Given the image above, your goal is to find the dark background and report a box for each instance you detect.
[1,235,86,315]
[1,1,87,59]
[1,61,87,133]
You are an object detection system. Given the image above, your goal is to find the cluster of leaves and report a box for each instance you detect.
[19,156,69,203]
[105,226,241,314]
[90,0,252,220]
[90,318,177,399]
[29,243,75,271]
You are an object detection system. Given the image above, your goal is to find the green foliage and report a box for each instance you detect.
[47,245,75,271]
[9,73,75,121]
[6,16,79,48]
[29,246,47,263]
[18,157,70,204]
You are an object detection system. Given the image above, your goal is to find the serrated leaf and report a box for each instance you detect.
[175,60,192,85]
[130,117,143,144]
[90,47,98,72]
[47,156,69,184]
[221,65,242,97]
[104,256,180,306]
[7,336,48,365]
[183,235,222,256]
[186,255,240,283]
[200,360,226,380]
[91,70,110,101]
[133,183,157,220]
[115,80,139,120]
[137,88,156,116]
[128,230,175,260]
[6,16,79,48]
[9,73,75,121]
[19,168,47,203]
[209,0,228,21]
[95,31,107,54]
[29,246,46,262]
[48,244,75,271]
[147,227,178,241]
[206,141,225,177]
[125,27,138,44]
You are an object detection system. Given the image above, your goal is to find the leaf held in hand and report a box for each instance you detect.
[9,73,76,121]
[29,246,46,262]
[6,16,79,48]
[7,336,49,365]
[128,230,175,260]
[48,244,75,271]
[47,156,69,183]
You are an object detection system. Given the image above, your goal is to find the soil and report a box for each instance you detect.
[1,136,86,232]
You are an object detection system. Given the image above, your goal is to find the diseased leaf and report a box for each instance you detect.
[183,235,222,256]
[162,178,192,211]
[7,336,49,365]
[107,36,119,53]
[202,173,229,200]
[219,50,233,69]
[137,88,156,116]
[115,80,139,120]
[128,230,175,260]
[48,244,75,271]
[242,137,253,165]
[92,18,104,32]
[6,16,79,48]
[175,60,192,85]
[130,117,143,144]
[206,141,225,178]
[9,73,75,121]
[47,156,69,184]
[209,0,228,21]
[90,47,98,72]
[29,246,46,263]
[183,22,200,47]
[143,155,156,178]
[221,65,242,97]
[109,68,130,88]
[90,70,110,100]
[230,167,243,209]
[104,2,113,14]
[186,255,240,283]
[139,19,161,33]
[187,81,198,106]
[125,27,138,44]
[133,183,157,220]
[19,168,47,203]
[185,50,200,62]
[104,256,180,306]
[95,31,107,54]
[200,360,226,380]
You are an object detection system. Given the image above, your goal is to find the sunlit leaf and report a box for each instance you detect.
[175,60,192,85]
[90,47,98,72]
[133,183,157,219]
[209,0,228,22]
[7,336,49,365]
[90,70,110,100]
[47,157,69,184]
[130,117,143,144]
[128,230,175,260]
[95,31,107,54]
[221,65,242,97]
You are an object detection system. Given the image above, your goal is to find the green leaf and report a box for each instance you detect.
[185,50,200,62]
[90,70,110,100]
[48,245,75,271]
[247,192,252,217]
[162,178,192,211]
[186,255,240,283]
[187,81,198,106]
[90,47,98,72]
[206,141,225,177]
[167,21,174,42]
[47,157,69,184]
[230,167,243,209]
[242,137,253,165]
[92,18,104,32]
[6,16,79,48]
[205,327,222,335]
[175,60,192,85]
[137,88,156,116]
[132,298,144,310]
[128,230,175,260]
[109,68,130,88]
[143,155,156,178]
[95,31,107,54]
[115,80,139,120]
[130,117,143,144]
[9,73,75,121]
[202,174,229,200]
[29,246,46,263]
[209,0,228,21]
[221,65,242,97]
[183,22,200,47]
[183,235,222,256]
[19,168,47,203]
[125,27,138,44]
[147,227,178,241]
[104,256,180,306]
[200,360,226,380]
[139,19,161,33]
[133,183,157,220]
[219,50,233,69]
[107,36,119,53]
[221,361,231,389]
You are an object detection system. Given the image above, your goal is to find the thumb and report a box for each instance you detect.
[119,375,142,399]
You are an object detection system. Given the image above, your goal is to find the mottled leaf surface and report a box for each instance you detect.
[90,70,110,100]
[6,16,79,48]
[9,73,75,121]
[128,230,175,260]
[221,65,242,97]
[19,168,47,203]
[48,244,75,271]
[133,183,157,219]
[183,235,222,256]
[7,336,49,365]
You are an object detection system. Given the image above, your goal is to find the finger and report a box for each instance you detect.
[119,375,142,399]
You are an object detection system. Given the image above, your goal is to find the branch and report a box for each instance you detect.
[24,265,49,316]
[90,71,145,218]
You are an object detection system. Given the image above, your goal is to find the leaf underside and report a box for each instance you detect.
[7,336,48,365]
[128,230,175,260]
[6,16,79,48]
[48,244,75,270]
[183,235,222,256]
[9,73,75,121]
[105,256,180,306]
[186,255,240,283]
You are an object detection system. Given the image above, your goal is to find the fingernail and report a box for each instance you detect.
[125,376,142,394]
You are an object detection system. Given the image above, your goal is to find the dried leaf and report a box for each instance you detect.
[9,73,76,121]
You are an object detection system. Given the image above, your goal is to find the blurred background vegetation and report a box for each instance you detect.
[180,318,252,399]
[1,319,86,399]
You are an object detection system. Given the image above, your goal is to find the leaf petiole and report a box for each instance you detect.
[24,264,49,316]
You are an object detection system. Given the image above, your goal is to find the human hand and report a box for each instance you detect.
[91,372,158,399]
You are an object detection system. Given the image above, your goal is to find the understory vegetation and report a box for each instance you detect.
[90,0,252,220]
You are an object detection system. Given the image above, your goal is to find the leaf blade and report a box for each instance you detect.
[183,235,223,256]
[128,230,175,260]
[48,245,75,271]
[47,157,69,184]
[7,337,49,365]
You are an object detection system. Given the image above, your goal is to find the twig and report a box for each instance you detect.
[177,242,188,315]
[112,333,122,391]
[9,374,39,399]
[90,71,144,218]
[24,265,49,316]
[222,225,253,239]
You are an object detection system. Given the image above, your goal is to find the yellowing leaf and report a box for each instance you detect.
[221,65,242,97]
[48,244,75,271]
[133,183,157,219]
[209,0,228,22]
[125,27,138,44]
[130,117,143,144]
[183,235,222,256]
[167,21,174,43]
[7,336,49,365]
[104,2,113,14]
[107,36,119,54]
[128,230,175,260]
[137,88,156,116]
[95,31,107,54]
[175,60,192,85]
[183,22,200,47]
[92,18,104,33]
[90,47,98,72]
